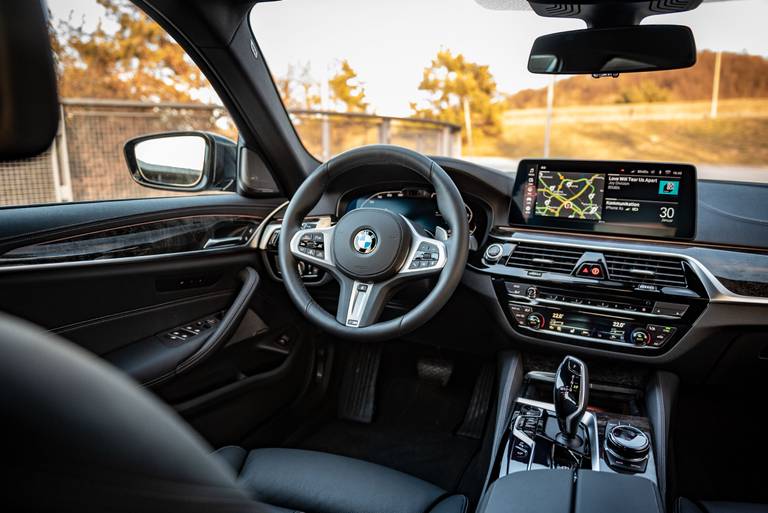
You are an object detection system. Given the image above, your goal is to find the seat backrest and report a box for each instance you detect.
[1,311,263,512]
[0,0,59,161]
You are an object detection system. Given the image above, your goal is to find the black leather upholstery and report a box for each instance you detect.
[0,0,59,160]
[678,498,768,513]
[477,470,573,513]
[477,470,663,513]
[575,469,663,513]
[0,312,269,512]
[233,448,467,513]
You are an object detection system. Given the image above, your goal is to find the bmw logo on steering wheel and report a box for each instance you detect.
[353,229,378,254]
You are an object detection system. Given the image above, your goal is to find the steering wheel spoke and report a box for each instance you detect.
[398,218,447,276]
[289,225,337,273]
[336,278,390,328]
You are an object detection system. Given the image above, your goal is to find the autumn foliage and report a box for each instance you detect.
[506,51,768,109]
[411,49,504,137]
[52,0,208,102]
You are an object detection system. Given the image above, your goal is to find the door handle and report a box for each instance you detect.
[110,267,261,387]
[171,267,260,379]
[203,236,245,249]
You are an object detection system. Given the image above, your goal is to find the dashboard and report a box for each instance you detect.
[256,155,768,367]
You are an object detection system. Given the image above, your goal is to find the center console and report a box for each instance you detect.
[496,357,657,483]
[482,355,666,513]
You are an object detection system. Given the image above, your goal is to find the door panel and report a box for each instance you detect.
[0,194,312,446]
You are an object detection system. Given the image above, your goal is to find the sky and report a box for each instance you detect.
[50,0,768,116]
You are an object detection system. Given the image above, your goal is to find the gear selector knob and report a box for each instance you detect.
[553,356,589,440]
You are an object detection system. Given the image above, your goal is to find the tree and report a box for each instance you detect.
[52,0,208,102]
[274,62,322,110]
[329,60,369,113]
[617,81,670,104]
[411,49,503,138]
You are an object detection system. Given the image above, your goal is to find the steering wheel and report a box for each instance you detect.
[278,145,470,341]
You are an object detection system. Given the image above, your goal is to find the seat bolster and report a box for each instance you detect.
[678,498,768,513]
[678,498,706,513]
[701,502,768,513]
[214,445,248,475]
[239,448,450,513]
[429,494,468,513]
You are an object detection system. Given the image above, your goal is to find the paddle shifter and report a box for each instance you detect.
[553,356,589,443]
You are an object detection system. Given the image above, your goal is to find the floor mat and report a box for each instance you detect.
[295,345,487,490]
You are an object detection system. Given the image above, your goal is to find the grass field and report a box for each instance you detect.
[470,107,768,166]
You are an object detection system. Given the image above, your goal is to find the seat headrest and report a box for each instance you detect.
[0,0,59,162]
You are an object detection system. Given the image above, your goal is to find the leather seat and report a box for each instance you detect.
[678,498,768,513]
[215,446,468,513]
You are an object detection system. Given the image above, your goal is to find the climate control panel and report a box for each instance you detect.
[498,280,703,353]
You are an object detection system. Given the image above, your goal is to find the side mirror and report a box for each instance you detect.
[123,131,236,192]
[528,25,697,75]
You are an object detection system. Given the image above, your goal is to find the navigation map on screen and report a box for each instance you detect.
[535,170,606,220]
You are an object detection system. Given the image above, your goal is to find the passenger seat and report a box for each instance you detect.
[678,498,768,513]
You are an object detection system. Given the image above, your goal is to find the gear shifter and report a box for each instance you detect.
[553,356,589,443]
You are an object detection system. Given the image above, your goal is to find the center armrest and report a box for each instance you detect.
[478,470,663,513]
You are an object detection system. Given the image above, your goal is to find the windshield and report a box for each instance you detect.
[250,0,768,180]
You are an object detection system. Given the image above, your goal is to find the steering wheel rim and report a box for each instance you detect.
[278,145,470,342]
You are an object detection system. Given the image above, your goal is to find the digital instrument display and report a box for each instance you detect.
[345,188,475,236]
[511,160,696,239]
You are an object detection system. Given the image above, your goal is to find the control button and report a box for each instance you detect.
[484,243,504,263]
[418,242,437,253]
[576,262,605,279]
[629,328,650,346]
[652,302,689,317]
[509,304,533,326]
[526,313,545,330]
[357,284,369,292]
[526,286,538,299]
[605,423,650,474]
[512,439,530,462]
[646,324,677,346]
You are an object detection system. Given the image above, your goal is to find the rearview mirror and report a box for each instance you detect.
[528,25,696,75]
[124,131,237,192]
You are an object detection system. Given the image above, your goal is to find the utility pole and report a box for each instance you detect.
[544,76,555,157]
[462,96,473,153]
[710,51,722,119]
[321,64,331,161]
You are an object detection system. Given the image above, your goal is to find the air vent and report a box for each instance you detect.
[543,3,581,17]
[506,242,583,274]
[604,252,687,288]
[648,0,697,15]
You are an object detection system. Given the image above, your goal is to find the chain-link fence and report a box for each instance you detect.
[0,99,236,207]
[288,110,461,162]
[0,100,462,208]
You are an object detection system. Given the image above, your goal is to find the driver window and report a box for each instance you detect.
[0,0,237,208]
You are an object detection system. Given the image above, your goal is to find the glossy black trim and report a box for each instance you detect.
[0,215,260,267]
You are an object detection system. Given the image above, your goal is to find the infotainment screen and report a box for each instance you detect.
[510,160,696,239]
